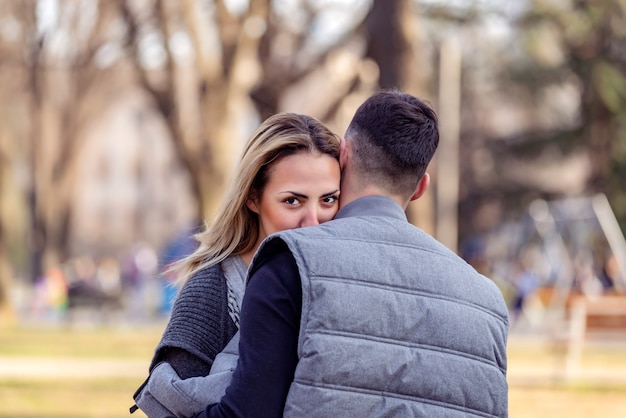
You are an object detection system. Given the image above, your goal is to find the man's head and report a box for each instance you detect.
[341,90,439,207]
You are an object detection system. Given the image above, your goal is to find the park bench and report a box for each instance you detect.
[562,294,626,375]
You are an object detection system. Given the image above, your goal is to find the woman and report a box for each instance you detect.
[131,113,341,417]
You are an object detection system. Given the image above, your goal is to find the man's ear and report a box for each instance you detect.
[409,173,430,202]
[339,138,349,169]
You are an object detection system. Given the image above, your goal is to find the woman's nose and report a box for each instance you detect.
[300,208,320,227]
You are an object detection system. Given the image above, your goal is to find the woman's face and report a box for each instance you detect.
[248,152,340,243]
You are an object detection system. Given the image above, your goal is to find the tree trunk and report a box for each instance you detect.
[587,88,612,193]
[26,38,45,282]
[0,148,15,324]
[365,0,435,234]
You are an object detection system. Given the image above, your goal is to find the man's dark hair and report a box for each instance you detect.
[345,90,439,197]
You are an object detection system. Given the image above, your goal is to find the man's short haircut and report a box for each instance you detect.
[345,90,439,197]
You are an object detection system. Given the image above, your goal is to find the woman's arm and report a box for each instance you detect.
[196,247,302,418]
[133,264,237,417]
[159,347,212,379]
[135,333,240,418]
[150,264,237,370]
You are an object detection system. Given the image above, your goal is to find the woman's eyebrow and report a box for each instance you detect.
[321,189,340,197]
[278,189,339,198]
[278,191,307,198]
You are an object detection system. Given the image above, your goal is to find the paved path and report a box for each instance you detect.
[2,356,625,386]
[2,332,626,385]
[507,333,626,386]
[0,357,147,379]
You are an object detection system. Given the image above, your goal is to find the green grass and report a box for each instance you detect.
[507,337,626,417]
[0,323,163,418]
[0,325,162,358]
[0,378,144,418]
[1,324,626,417]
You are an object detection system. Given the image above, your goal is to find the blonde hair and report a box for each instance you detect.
[173,113,340,286]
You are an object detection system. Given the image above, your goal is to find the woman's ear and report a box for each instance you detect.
[246,199,258,214]
[246,189,259,215]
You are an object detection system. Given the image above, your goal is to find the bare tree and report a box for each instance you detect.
[116,0,271,221]
[0,0,125,281]
[0,141,11,320]
[0,0,27,310]
[117,0,384,222]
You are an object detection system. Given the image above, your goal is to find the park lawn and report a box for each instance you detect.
[0,324,162,358]
[510,385,626,418]
[2,377,626,418]
[0,323,162,418]
[507,338,626,417]
[0,377,146,418]
[1,324,626,417]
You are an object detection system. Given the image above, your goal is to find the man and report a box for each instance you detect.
[197,90,509,417]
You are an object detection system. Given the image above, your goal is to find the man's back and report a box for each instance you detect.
[270,196,508,417]
[194,91,508,418]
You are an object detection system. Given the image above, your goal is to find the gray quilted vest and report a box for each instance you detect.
[261,197,509,417]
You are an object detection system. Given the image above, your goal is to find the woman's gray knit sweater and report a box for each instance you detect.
[149,263,238,378]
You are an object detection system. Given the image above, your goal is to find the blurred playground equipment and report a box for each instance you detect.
[483,194,626,376]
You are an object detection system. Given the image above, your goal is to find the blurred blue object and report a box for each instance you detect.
[158,227,199,315]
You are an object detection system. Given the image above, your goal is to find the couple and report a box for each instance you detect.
[132,90,509,417]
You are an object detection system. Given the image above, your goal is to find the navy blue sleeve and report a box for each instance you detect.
[195,245,302,418]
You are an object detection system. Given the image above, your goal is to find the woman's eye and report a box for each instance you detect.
[323,195,338,205]
[284,197,300,206]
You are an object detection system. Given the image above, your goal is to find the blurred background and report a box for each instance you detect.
[1,0,626,417]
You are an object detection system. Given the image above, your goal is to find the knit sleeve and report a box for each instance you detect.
[149,264,237,375]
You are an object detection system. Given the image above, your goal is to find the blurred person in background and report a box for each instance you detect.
[30,266,68,321]
[121,242,159,321]
[157,227,199,315]
[131,112,341,417]
[510,250,540,326]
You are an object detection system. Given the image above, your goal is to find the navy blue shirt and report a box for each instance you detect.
[195,242,302,418]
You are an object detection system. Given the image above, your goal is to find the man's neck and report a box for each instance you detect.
[339,187,408,211]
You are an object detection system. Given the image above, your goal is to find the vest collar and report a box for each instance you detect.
[335,196,407,221]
